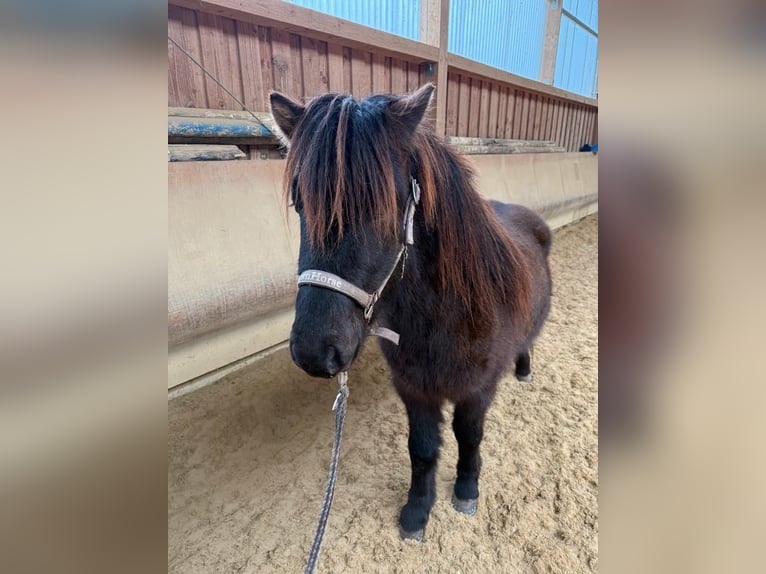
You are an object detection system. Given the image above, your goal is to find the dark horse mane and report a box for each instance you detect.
[283,91,532,330]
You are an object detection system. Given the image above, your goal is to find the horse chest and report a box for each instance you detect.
[380,332,500,402]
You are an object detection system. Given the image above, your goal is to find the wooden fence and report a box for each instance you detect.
[168,0,597,152]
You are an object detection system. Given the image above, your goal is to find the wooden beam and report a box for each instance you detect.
[540,0,563,85]
[419,0,440,47]
[169,106,273,121]
[168,110,278,143]
[448,52,598,107]
[169,0,438,63]
[453,144,566,155]
[169,116,272,138]
[421,0,450,135]
[448,136,565,154]
[448,137,560,146]
[168,144,246,161]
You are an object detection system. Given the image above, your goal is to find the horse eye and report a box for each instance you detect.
[290,188,303,213]
[289,175,302,212]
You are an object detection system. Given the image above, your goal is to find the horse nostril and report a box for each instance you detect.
[325,345,342,376]
[289,328,355,378]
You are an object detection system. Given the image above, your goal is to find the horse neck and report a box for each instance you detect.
[379,146,519,338]
[378,205,465,337]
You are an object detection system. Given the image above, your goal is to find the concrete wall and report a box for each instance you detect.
[168,152,597,391]
[470,152,598,229]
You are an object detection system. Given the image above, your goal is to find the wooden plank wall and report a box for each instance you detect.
[168,5,596,152]
[444,70,597,151]
[168,6,427,111]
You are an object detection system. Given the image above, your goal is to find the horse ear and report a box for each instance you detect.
[389,83,435,134]
[269,92,305,142]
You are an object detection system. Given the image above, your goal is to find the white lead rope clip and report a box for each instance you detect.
[332,371,349,411]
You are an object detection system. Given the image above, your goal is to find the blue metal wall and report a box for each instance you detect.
[563,0,597,30]
[449,0,548,82]
[555,0,598,97]
[284,0,420,40]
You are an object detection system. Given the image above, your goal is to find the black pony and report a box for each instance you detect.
[270,84,552,540]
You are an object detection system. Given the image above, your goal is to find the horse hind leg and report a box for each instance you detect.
[515,349,533,383]
[451,395,491,516]
[399,399,442,541]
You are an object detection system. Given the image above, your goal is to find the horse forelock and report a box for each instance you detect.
[283,93,400,251]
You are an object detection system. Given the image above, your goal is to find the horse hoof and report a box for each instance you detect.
[399,526,425,542]
[452,494,478,516]
[516,372,533,383]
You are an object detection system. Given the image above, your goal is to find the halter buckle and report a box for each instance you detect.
[411,178,421,203]
[364,293,379,322]
[405,181,420,246]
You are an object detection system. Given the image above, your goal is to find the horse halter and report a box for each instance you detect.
[296,178,422,346]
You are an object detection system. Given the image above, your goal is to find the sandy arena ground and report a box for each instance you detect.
[169,214,598,573]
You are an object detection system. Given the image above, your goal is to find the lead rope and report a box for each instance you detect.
[304,371,349,574]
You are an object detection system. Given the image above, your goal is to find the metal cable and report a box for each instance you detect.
[167,35,274,135]
[304,372,349,574]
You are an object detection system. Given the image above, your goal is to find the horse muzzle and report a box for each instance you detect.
[289,330,359,378]
[289,290,364,378]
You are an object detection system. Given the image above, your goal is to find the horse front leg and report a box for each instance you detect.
[399,398,442,541]
[451,394,491,516]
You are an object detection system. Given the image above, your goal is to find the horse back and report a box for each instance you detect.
[489,200,552,257]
